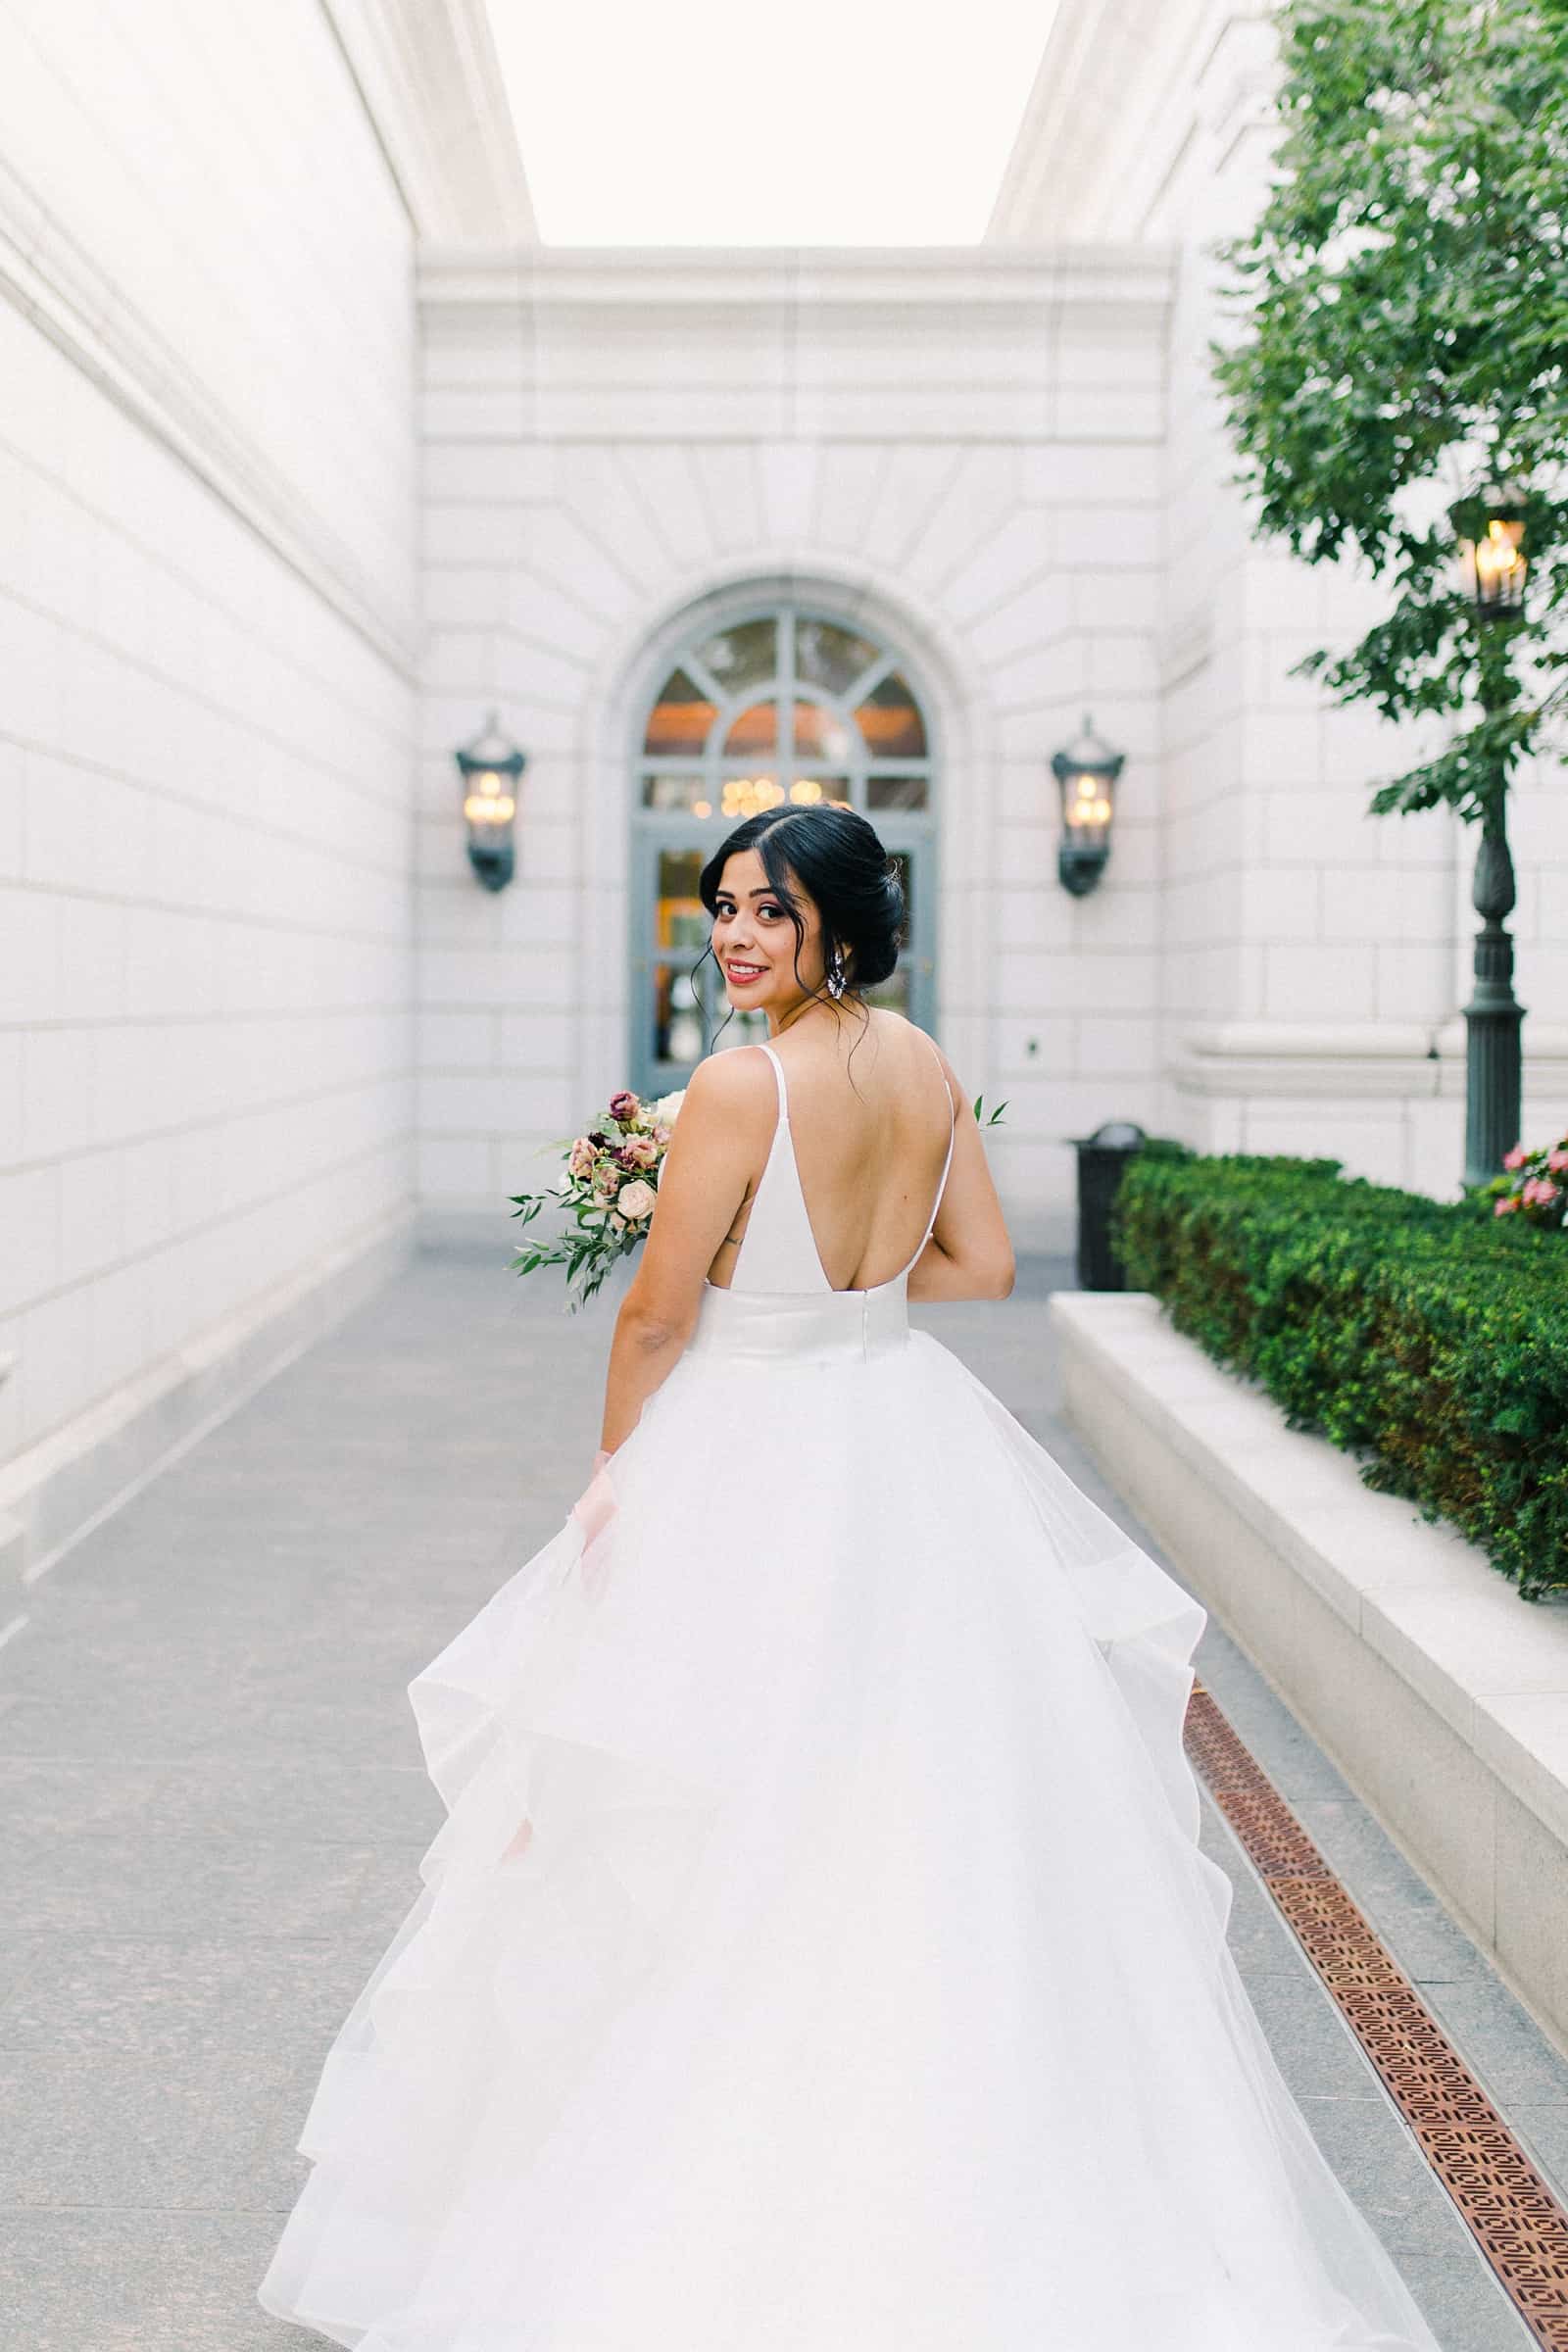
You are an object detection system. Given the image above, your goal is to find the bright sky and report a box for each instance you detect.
[486,0,1055,246]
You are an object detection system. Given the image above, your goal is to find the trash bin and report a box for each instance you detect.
[1071,1120,1148,1291]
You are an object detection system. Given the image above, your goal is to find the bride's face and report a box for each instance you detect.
[710,848,827,1016]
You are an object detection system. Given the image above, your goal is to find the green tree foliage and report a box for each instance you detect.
[1212,0,1568,819]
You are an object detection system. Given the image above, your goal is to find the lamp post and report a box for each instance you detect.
[1052,714,1123,898]
[454,710,525,893]
[1451,483,1529,622]
[1448,489,1529,1186]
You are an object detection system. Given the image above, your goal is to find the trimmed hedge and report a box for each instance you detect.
[1114,1152,1568,1599]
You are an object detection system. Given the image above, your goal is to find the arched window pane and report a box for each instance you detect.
[656,849,708,948]
[642,771,712,813]
[724,702,778,756]
[793,702,856,763]
[719,774,786,821]
[856,671,927,759]
[867,773,929,812]
[644,669,715,756]
[786,775,850,808]
[796,617,879,697]
[699,617,776,698]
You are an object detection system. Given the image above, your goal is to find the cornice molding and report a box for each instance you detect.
[988,0,1273,244]
[319,0,535,243]
[0,152,416,673]
[418,242,1179,327]
[1175,1019,1568,1102]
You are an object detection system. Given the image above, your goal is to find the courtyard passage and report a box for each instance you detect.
[0,1247,1563,2350]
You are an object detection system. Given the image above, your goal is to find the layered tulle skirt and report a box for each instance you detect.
[259,1305,1441,2350]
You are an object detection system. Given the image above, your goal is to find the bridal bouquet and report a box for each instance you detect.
[510,1087,685,1308]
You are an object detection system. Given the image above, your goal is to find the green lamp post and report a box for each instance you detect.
[1448,487,1529,1187]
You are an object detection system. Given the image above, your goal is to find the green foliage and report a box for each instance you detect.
[1115,1152,1568,1598]
[1212,0,1568,818]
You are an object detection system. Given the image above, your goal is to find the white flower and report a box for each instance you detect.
[651,1089,686,1125]
[617,1179,657,1222]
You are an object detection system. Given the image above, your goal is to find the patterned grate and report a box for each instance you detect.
[1185,1683,1568,2346]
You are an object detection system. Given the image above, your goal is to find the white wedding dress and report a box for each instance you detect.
[260,1034,1444,2352]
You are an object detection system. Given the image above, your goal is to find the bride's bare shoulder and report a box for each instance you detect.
[683,1044,776,1117]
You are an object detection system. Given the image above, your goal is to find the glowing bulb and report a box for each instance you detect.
[464,793,514,823]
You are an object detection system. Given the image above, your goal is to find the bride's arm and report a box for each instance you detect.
[905,1048,1015,1303]
[597,1050,773,1454]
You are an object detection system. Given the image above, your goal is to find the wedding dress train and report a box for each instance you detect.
[260,1035,1443,2351]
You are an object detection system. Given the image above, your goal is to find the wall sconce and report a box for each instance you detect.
[1451,484,1528,622]
[1052,712,1123,898]
[454,710,525,892]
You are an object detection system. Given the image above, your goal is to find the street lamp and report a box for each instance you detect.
[1450,484,1528,622]
[1052,713,1123,898]
[454,710,525,893]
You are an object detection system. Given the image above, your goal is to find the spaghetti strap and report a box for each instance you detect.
[895,1030,957,1283]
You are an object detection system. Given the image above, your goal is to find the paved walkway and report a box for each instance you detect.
[1,1247,1564,2349]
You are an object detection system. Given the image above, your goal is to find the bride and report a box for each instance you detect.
[260,804,1443,2351]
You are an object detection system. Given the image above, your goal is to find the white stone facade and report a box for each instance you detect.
[416,247,1172,1249]
[0,0,524,1575]
[5,0,1565,1574]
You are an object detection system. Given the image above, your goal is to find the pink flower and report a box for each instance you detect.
[567,1137,597,1178]
[1548,1150,1568,1175]
[1494,1197,1517,1216]
[617,1179,657,1222]
[1522,1177,1560,1209]
[617,1135,658,1169]
[1503,1145,1529,1170]
[609,1091,640,1124]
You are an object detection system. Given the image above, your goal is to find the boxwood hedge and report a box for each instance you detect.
[1112,1152,1568,1600]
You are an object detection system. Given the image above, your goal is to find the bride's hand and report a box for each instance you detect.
[570,1447,617,1545]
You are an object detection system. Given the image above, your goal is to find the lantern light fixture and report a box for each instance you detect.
[454,710,525,893]
[1451,483,1529,622]
[1052,712,1124,898]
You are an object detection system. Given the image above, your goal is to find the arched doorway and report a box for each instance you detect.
[629,601,938,1094]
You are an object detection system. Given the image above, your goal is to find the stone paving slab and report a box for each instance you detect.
[0,1246,1556,2348]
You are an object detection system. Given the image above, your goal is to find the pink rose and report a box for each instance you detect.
[1523,1177,1560,1208]
[1503,1145,1529,1170]
[609,1091,640,1124]
[1548,1150,1568,1175]
[567,1137,597,1178]
[1494,1197,1516,1216]
[617,1179,657,1222]
[617,1135,658,1169]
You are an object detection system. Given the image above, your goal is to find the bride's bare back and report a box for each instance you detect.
[707,1009,958,1296]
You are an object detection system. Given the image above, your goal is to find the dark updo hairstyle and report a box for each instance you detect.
[696,804,906,1049]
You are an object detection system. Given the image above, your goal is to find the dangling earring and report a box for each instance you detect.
[825,948,847,1002]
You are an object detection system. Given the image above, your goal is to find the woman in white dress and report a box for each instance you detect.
[260,804,1444,2351]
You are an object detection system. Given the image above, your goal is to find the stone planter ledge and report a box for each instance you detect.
[1051,1291,1568,2052]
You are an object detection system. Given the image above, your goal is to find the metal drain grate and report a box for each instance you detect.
[1185,1683,1568,2346]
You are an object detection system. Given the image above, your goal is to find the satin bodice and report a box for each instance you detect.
[688,1034,956,1366]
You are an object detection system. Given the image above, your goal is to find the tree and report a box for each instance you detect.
[1211,0,1568,1184]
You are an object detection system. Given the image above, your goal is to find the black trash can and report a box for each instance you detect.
[1071,1120,1148,1291]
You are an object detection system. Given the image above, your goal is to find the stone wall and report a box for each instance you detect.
[0,0,429,1536]
[416,246,1175,1251]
